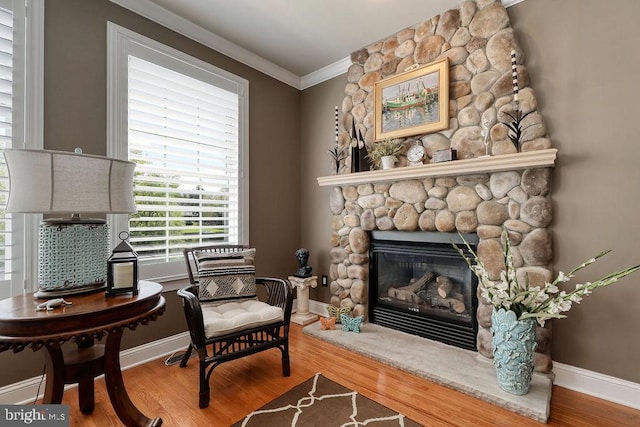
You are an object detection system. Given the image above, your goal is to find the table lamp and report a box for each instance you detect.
[2,148,136,298]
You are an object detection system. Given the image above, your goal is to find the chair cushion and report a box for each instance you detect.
[195,248,257,303]
[201,300,284,338]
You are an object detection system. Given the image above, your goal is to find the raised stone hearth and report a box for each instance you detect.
[304,321,552,423]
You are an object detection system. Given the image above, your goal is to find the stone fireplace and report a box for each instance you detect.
[318,0,557,374]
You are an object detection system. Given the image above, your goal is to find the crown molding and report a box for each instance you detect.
[300,57,352,90]
[502,0,526,7]
[109,0,302,89]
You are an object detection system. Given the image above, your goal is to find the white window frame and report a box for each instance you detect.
[106,22,249,283]
[0,0,43,299]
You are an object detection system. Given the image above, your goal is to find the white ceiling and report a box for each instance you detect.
[113,0,518,88]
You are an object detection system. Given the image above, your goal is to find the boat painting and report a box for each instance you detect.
[374,58,450,140]
[381,71,439,134]
[383,80,438,112]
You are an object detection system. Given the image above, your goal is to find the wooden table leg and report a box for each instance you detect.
[104,329,162,427]
[77,376,95,414]
[63,343,105,414]
[42,345,65,404]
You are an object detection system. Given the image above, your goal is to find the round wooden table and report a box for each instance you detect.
[0,280,166,426]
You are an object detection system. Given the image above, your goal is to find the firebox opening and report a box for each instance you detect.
[369,231,479,351]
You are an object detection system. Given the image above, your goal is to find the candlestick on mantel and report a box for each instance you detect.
[511,49,519,105]
[335,106,339,144]
[328,106,346,174]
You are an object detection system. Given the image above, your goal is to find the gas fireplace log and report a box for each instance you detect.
[436,275,453,298]
[407,271,435,293]
[417,285,467,314]
[450,291,465,303]
[387,270,435,303]
[447,297,466,313]
[388,287,421,303]
[425,281,440,296]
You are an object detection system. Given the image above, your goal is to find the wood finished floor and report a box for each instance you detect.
[60,323,640,426]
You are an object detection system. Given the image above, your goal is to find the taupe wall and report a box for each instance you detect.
[301,0,640,384]
[300,76,347,300]
[509,0,640,383]
[0,0,301,388]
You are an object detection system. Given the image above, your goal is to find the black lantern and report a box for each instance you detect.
[106,231,139,296]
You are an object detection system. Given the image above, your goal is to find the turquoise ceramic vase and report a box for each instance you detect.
[491,308,537,395]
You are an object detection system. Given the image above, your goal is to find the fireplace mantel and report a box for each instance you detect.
[317,148,558,187]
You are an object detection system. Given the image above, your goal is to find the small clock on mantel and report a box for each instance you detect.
[407,141,425,166]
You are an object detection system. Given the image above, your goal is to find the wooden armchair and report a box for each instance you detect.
[178,245,293,408]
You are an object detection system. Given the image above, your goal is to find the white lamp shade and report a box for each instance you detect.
[3,149,136,214]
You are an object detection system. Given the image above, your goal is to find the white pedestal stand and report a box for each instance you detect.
[288,275,318,325]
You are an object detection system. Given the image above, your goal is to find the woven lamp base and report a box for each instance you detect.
[37,220,109,298]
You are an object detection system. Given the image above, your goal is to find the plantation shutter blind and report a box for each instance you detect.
[127,55,241,263]
[0,4,13,285]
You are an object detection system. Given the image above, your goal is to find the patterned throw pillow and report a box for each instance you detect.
[195,248,257,303]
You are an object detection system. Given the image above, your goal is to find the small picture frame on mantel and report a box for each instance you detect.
[432,148,456,163]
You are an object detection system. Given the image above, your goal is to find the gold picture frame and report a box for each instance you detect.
[374,57,450,141]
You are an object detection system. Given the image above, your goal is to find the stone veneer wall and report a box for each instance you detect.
[329,0,554,373]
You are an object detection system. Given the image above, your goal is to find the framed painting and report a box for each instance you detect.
[374,57,449,141]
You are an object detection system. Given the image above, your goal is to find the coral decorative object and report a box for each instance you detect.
[319,316,336,330]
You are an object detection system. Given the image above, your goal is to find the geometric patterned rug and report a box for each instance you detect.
[232,373,422,426]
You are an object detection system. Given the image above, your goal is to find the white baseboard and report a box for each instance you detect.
[2,308,639,411]
[0,332,190,405]
[309,299,328,317]
[553,362,640,410]
[306,299,640,410]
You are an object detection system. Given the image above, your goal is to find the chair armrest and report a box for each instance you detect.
[256,277,293,323]
[177,285,207,348]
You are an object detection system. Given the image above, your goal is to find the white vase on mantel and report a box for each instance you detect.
[381,155,396,170]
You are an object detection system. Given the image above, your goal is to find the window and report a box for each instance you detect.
[107,23,249,282]
[0,0,43,299]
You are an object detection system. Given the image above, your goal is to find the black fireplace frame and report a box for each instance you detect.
[369,231,479,351]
